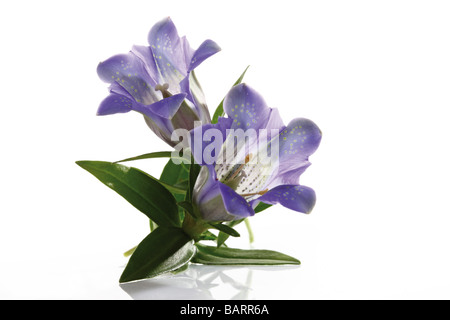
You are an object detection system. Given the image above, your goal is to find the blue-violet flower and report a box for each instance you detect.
[190,84,322,221]
[96,17,220,146]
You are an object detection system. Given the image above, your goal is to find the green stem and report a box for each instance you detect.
[244,218,254,244]
[182,213,208,241]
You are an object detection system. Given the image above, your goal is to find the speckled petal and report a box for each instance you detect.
[188,39,221,72]
[250,185,316,214]
[97,92,133,116]
[272,118,321,181]
[147,17,188,89]
[223,84,271,131]
[279,118,321,158]
[131,45,161,86]
[97,52,161,105]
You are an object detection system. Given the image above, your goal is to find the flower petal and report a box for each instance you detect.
[269,162,312,185]
[268,118,321,184]
[97,52,159,105]
[218,183,255,218]
[264,108,285,132]
[189,117,233,165]
[143,115,174,147]
[224,83,271,131]
[251,185,316,214]
[193,165,219,204]
[279,118,322,158]
[188,39,221,72]
[97,92,133,116]
[192,166,254,221]
[192,165,230,221]
[136,94,189,147]
[147,17,187,88]
[131,45,161,86]
[133,93,186,120]
[179,71,211,124]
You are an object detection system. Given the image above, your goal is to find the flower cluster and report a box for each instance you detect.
[77,17,322,283]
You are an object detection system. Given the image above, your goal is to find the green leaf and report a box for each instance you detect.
[113,153,189,195]
[212,65,250,124]
[177,201,195,217]
[120,227,195,283]
[123,245,137,258]
[209,223,241,238]
[114,151,173,164]
[197,230,218,242]
[186,158,201,203]
[216,205,269,247]
[216,219,244,247]
[170,262,190,275]
[192,243,300,265]
[160,159,189,186]
[216,204,271,246]
[156,182,186,195]
[76,161,181,228]
[149,220,158,232]
[254,202,272,213]
[160,159,190,223]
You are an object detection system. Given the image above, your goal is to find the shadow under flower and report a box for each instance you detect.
[119,264,299,300]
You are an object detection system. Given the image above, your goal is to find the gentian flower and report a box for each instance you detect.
[190,84,321,221]
[96,17,220,146]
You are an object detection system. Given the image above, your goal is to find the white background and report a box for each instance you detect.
[1,0,449,299]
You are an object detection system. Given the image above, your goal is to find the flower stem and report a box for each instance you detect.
[244,218,254,244]
[182,213,208,241]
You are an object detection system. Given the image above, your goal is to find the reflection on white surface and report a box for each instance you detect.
[120,264,299,300]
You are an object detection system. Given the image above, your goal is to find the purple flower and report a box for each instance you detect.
[190,84,321,221]
[96,17,220,146]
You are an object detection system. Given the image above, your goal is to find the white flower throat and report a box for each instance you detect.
[215,152,273,200]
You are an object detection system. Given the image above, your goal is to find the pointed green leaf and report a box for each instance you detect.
[157,182,186,195]
[120,227,195,283]
[161,159,190,224]
[216,205,269,247]
[209,223,240,238]
[212,66,250,124]
[216,204,270,246]
[192,243,300,265]
[123,245,137,258]
[186,158,201,203]
[149,220,158,232]
[114,151,173,164]
[197,230,218,242]
[76,161,181,227]
[216,219,244,247]
[216,233,229,248]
